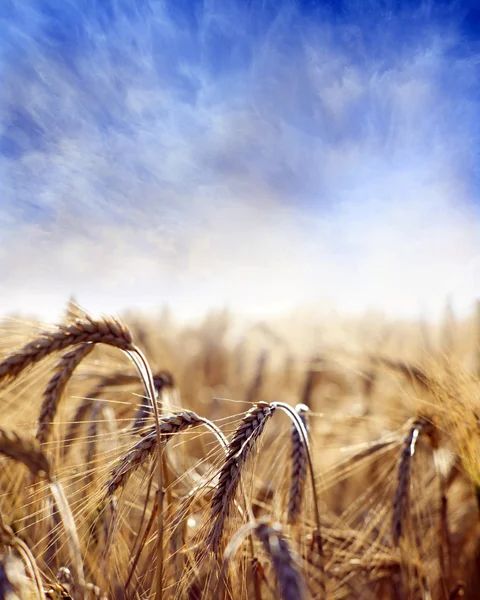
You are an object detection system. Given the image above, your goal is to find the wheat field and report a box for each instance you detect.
[0,301,478,599]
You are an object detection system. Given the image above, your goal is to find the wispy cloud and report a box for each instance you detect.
[1,1,479,320]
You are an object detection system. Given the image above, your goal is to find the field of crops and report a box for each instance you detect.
[0,301,478,599]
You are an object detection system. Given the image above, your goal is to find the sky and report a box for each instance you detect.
[1,0,480,321]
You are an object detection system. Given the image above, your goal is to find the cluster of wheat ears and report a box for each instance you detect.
[0,303,478,599]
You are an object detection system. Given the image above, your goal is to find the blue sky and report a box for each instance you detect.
[1,0,480,320]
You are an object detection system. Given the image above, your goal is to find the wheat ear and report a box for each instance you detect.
[36,343,94,444]
[207,401,276,552]
[288,404,309,524]
[106,411,208,496]
[0,428,50,478]
[392,416,435,546]
[0,316,134,386]
[223,520,306,600]
[255,522,306,600]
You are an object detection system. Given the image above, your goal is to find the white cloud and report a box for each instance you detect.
[0,1,479,321]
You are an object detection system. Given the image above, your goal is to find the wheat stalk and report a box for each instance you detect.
[392,416,435,546]
[132,371,175,431]
[271,401,324,596]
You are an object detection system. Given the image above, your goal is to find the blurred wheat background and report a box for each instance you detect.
[1,1,480,598]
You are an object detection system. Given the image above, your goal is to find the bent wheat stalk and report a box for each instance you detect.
[392,416,435,546]
[132,371,176,431]
[272,402,323,556]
